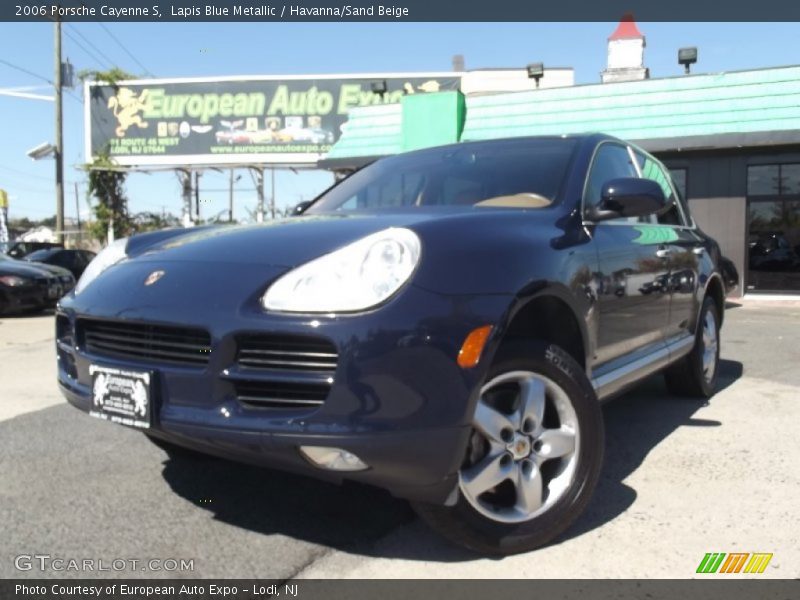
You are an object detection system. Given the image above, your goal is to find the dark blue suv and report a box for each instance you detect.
[56,135,725,555]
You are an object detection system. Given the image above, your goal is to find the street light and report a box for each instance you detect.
[26,142,56,161]
[679,47,698,74]
[370,80,387,97]
[526,63,544,88]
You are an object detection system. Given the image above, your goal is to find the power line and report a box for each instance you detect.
[0,165,55,183]
[63,28,113,71]
[0,58,52,85]
[66,24,115,71]
[97,23,155,77]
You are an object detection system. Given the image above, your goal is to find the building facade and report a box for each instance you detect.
[323,51,800,296]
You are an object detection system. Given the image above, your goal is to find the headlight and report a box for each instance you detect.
[74,238,128,295]
[0,275,29,287]
[262,228,421,313]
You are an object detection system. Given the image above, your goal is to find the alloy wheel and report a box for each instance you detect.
[459,371,580,524]
[701,311,718,382]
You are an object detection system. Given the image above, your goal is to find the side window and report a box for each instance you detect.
[635,151,686,226]
[584,143,639,221]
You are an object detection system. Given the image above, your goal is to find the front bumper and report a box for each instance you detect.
[56,266,512,504]
[0,278,63,313]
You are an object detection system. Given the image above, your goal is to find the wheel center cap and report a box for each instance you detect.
[507,434,531,460]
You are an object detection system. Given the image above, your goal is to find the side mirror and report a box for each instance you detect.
[292,200,313,216]
[588,178,669,222]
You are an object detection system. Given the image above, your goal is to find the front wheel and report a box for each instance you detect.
[413,341,604,555]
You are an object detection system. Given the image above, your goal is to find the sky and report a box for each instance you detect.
[1,21,799,223]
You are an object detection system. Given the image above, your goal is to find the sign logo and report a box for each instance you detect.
[696,552,773,574]
[143,270,165,286]
[108,87,150,137]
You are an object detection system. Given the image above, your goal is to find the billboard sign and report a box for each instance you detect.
[85,73,460,167]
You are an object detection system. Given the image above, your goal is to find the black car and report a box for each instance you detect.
[56,135,726,555]
[5,241,63,259]
[0,253,74,314]
[25,248,96,280]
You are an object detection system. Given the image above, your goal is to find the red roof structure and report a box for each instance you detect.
[609,14,644,40]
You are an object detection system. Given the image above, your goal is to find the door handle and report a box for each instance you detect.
[655,247,672,259]
[692,246,705,256]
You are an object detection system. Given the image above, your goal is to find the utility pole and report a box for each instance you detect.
[228,169,234,222]
[74,182,81,241]
[54,20,65,244]
[194,171,201,222]
[270,168,276,219]
[179,169,193,227]
[257,168,264,223]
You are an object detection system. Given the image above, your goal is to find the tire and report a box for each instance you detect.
[412,341,604,556]
[664,296,720,398]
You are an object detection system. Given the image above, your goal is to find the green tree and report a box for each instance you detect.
[78,67,137,87]
[79,68,139,242]
[84,153,131,242]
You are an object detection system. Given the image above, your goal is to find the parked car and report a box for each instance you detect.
[24,248,96,280]
[56,135,726,555]
[0,253,74,314]
[5,241,63,259]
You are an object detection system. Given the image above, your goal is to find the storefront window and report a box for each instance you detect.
[780,164,800,195]
[747,165,780,196]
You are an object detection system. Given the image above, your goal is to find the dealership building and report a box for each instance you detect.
[323,20,800,297]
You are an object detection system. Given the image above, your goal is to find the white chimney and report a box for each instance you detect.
[601,14,649,83]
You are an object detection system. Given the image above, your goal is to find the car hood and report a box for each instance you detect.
[128,210,494,268]
[96,206,566,297]
[0,258,59,279]
[24,261,73,278]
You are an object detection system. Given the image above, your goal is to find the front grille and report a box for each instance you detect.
[78,318,211,366]
[35,276,54,292]
[233,381,331,408]
[55,314,77,379]
[233,334,338,409]
[56,314,73,346]
[237,334,337,372]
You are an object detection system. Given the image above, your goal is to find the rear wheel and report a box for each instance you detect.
[413,341,604,555]
[664,296,720,398]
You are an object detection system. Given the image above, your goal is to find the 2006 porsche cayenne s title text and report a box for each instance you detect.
[57,135,725,554]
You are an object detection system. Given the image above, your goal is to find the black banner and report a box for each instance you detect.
[4,0,800,21]
[86,75,459,165]
[3,580,799,600]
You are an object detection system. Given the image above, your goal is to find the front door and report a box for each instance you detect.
[586,142,671,370]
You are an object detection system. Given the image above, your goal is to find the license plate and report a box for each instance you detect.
[89,365,153,429]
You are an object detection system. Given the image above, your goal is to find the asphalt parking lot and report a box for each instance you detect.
[1,301,798,579]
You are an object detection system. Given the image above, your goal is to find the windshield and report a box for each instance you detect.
[309,138,578,213]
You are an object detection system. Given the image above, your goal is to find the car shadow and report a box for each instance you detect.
[559,357,742,544]
[160,358,744,562]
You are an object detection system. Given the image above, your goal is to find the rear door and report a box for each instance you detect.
[586,142,672,370]
[634,150,703,343]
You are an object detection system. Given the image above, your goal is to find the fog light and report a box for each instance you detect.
[299,446,369,472]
